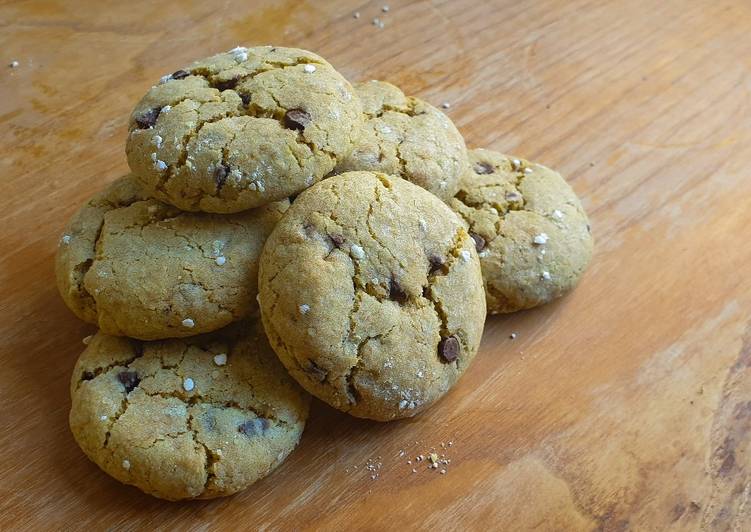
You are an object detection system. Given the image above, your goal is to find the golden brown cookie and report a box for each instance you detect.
[258,172,486,421]
[55,175,287,340]
[449,149,594,313]
[335,80,467,201]
[126,46,363,213]
[69,321,310,501]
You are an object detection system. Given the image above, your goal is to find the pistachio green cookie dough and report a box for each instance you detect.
[69,321,310,501]
[55,175,288,340]
[449,149,593,314]
[126,46,363,213]
[335,80,467,201]
[258,172,486,421]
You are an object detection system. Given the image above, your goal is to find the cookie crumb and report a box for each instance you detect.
[511,159,521,169]
[303,64,316,73]
[372,17,385,28]
[215,256,226,266]
[182,318,195,328]
[213,353,227,366]
[418,219,428,231]
[552,209,564,219]
[82,335,93,345]
[183,377,195,392]
[416,370,424,378]
[412,468,417,473]
[533,233,549,245]
[350,244,365,259]
[9,60,19,68]
[353,11,360,19]
[441,101,451,109]
[299,304,311,314]
[460,250,471,262]
[382,5,390,12]
[122,459,131,470]
[510,333,517,339]
[440,469,447,474]
[524,167,534,174]
[61,234,71,245]
[153,134,163,148]
[542,271,552,280]
[100,415,108,421]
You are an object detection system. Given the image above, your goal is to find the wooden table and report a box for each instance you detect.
[2,0,749,529]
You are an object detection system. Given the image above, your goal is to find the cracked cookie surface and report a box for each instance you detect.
[258,172,486,421]
[126,46,363,213]
[55,174,288,340]
[69,321,310,501]
[449,149,594,313]
[335,80,468,201]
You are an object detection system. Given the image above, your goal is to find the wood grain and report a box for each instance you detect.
[1,0,749,530]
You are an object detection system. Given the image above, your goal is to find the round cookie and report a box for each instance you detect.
[449,149,594,314]
[126,46,363,213]
[335,80,468,201]
[69,321,310,501]
[258,171,486,421]
[55,174,288,340]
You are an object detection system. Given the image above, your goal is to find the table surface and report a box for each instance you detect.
[2,0,750,530]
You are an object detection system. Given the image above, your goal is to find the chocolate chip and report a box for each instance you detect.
[438,336,460,363]
[284,108,311,131]
[214,164,229,190]
[428,255,445,274]
[214,77,239,91]
[81,371,95,381]
[470,232,486,252]
[389,279,408,304]
[117,371,140,393]
[238,418,270,437]
[240,93,251,106]
[306,360,327,382]
[474,161,494,174]
[330,234,345,248]
[135,107,161,129]
[171,69,190,80]
[422,286,430,298]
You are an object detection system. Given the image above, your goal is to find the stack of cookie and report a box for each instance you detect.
[56,46,593,501]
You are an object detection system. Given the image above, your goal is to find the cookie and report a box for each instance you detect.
[335,80,468,201]
[69,321,310,500]
[449,149,593,313]
[258,171,486,421]
[126,46,363,213]
[55,174,287,340]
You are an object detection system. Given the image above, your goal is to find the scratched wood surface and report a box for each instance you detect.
[1,0,750,530]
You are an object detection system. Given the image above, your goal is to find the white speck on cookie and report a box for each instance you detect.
[161,105,172,113]
[303,64,316,73]
[350,244,365,259]
[154,159,167,171]
[122,459,131,470]
[552,209,564,219]
[100,415,108,421]
[215,256,226,266]
[533,233,549,245]
[479,250,490,258]
[183,377,195,392]
[460,250,471,263]
[159,74,171,84]
[418,219,428,232]
[399,399,408,409]
[439,181,447,190]
[229,46,249,62]
[416,370,424,378]
[61,234,71,245]
[299,304,310,314]
[182,318,195,328]
[213,353,227,366]
[542,271,552,280]
[153,135,163,148]
[511,159,521,169]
